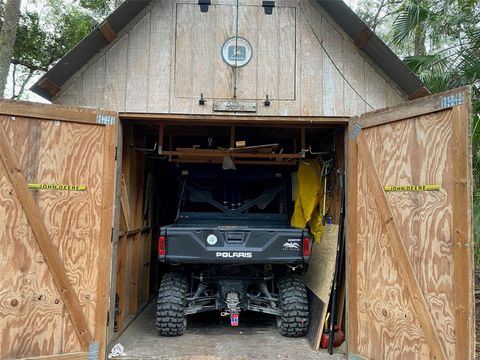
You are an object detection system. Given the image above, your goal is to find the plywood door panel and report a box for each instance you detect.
[0,102,117,359]
[347,86,473,359]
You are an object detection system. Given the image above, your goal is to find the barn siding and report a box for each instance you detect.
[54,0,405,115]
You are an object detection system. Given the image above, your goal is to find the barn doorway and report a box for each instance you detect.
[109,115,348,359]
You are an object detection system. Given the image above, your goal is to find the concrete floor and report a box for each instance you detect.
[113,300,345,360]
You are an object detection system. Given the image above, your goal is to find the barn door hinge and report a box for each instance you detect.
[97,114,116,125]
[440,92,464,109]
[88,341,99,360]
[107,310,110,326]
[351,122,362,139]
[115,146,118,161]
[198,0,210,12]
[262,1,275,14]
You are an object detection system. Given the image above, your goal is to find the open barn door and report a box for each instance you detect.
[0,101,118,360]
[347,86,474,359]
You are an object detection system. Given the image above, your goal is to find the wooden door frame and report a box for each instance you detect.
[346,85,474,359]
[0,100,118,360]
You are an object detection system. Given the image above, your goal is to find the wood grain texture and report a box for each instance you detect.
[19,352,87,360]
[213,5,235,100]
[52,0,406,117]
[236,6,258,100]
[94,119,117,360]
[126,14,151,111]
[173,3,194,99]
[342,40,367,115]
[321,18,344,115]
[349,89,473,358]
[148,0,173,113]
[0,99,115,124]
[451,102,474,360]
[115,235,127,333]
[298,4,322,116]
[303,225,339,302]
[105,36,128,111]
[0,104,116,358]
[346,119,359,354]
[302,225,339,351]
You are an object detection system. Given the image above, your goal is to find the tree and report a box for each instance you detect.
[2,0,124,99]
[358,0,480,265]
[0,0,21,97]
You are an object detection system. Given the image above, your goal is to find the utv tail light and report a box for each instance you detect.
[158,236,166,256]
[303,237,311,257]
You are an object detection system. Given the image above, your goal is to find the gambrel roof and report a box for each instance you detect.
[31,0,429,101]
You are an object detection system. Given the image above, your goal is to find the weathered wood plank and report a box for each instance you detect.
[360,86,471,129]
[321,18,344,115]
[126,14,151,111]
[342,40,367,116]
[213,4,235,99]
[257,5,279,115]
[192,7,215,114]
[174,4,194,99]
[364,62,386,110]
[148,0,173,113]
[94,120,117,360]
[236,5,258,100]
[105,36,128,111]
[451,101,474,360]
[298,3,323,116]
[0,99,115,124]
[278,7,296,101]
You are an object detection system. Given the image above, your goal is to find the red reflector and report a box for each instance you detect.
[303,237,310,257]
[158,236,166,256]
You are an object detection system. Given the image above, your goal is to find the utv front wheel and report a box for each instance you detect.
[156,272,188,336]
[277,276,309,337]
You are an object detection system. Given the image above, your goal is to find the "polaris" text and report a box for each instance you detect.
[216,252,252,258]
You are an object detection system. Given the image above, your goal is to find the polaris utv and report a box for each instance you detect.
[156,165,311,337]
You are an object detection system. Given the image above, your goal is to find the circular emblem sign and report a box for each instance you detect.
[207,234,218,245]
[221,37,252,68]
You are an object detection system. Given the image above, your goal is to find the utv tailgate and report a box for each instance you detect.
[159,226,309,264]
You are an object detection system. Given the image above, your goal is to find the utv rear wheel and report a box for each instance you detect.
[277,276,309,337]
[156,272,188,336]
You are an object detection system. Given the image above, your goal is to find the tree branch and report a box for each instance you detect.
[11,58,49,72]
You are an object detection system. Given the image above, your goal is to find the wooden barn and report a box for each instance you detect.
[0,0,474,359]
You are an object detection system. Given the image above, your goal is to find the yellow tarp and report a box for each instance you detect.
[291,160,328,242]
